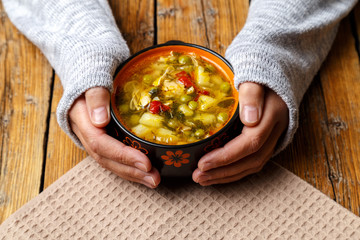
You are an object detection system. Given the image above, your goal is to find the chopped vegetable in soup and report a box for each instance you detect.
[115,51,236,145]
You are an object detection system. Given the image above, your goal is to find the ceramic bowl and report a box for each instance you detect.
[107,41,243,177]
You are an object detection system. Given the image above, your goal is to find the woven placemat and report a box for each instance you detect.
[1,157,359,239]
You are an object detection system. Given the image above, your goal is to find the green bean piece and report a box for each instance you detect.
[195,129,205,138]
[148,87,158,97]
[180,95,192,103]
[220,82,231,93]
[217,112,229,123]
[188,101,198,110]
[178,55,192,65]
[143,74,153,85]
[168,119,179,129]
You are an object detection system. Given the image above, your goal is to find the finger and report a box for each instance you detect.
[93,133,153,172]
[197,167,259,186]
[198,112,276,172]
[100,159,161,188]
[72,110,160,189]
[193,148,271,184]
[194,123,280,184]
[85,87,110,127]
[198,90,282,172]
[70,95,153,173]
[195,100,289,186]
[238,82,264,127]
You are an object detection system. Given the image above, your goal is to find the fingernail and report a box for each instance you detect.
[135,162,148,172]
[91,106,108,124]
[198,174,210,182]
[243,105,259,123]
[144,176,156,187]
[200,162,212,172]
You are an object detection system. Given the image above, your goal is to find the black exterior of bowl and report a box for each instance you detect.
[107,41,243,177]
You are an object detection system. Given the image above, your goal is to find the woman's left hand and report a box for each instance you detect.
[192,82,289,186]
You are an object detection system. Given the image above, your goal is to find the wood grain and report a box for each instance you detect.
[109,0,154,53]
[157,0,248,53]
[275,14,360,215]
[274,76,337,201]
[202,0,248,55]
[157,0,209,45]
[0,4,53,223]
[43,75,87,190]
[319,16,360,215]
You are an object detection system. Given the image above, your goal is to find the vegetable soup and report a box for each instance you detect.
[115,51,237,145]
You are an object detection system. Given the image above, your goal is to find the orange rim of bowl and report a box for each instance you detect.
[111,42,238,148]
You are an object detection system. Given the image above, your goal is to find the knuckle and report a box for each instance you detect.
[85,87,109,101]
[92,154,104,166]
[252,156,264,169]
[88,138,100,155]
[114,145,132,165]
[249,135,263,153]
[124,166,142,179]
[218,148,232,165]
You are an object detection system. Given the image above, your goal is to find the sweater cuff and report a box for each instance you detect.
[225,49,299,154]
[56,46,130,148]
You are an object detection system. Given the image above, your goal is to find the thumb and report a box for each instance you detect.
[85,87,110,128]
[238,82,264,127]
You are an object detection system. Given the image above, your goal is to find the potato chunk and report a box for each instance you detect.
[194,113,216,125]
[131,124,152,138]
[198,95,217,111]
[139,112,164,128]
[178,104,194,117]
[155,128,178,144]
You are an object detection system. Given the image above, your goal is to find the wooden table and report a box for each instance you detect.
[1,0,359,224]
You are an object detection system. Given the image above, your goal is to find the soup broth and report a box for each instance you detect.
[115,51,237,145]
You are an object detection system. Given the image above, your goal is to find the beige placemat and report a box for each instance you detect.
[1,157,359,239]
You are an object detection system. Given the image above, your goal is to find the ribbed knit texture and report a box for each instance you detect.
[3,0,358,152]
[225,0,357,153]
[2,0,130,146]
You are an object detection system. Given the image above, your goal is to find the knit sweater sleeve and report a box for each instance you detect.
[225,0,357,154]
[2,0,130,147]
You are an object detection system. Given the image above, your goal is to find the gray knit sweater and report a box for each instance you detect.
[3,0,357,153]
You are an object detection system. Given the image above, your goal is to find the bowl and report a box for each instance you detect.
[107,40,243,177]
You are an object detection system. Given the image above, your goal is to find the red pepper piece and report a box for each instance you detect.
[194,90,210,102]
[178,76,193,88]
[149,101,162,114]
[176,71,188,77]
[199,90,210,95]
[149,101,170,114]
[160,104,170,112]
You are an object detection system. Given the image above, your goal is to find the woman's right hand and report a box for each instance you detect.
[68,87,161,188]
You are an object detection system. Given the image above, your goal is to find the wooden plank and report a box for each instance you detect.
[276,15,360,215]
[157,0,248,50]
[43,0,155,189]
[0,4,53,223]
[202,0,248,55]
[157,0,248,52]
[157,0,209,45]
[109,0,154,53]
[319,15,360,215]
[274,76,336,201]
[43,76,87,190]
